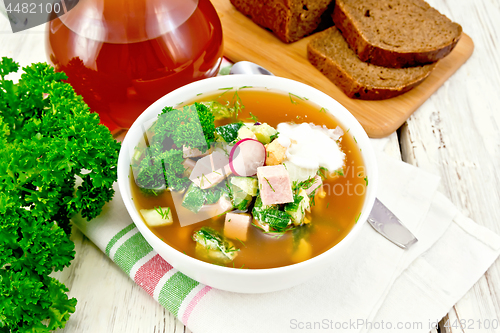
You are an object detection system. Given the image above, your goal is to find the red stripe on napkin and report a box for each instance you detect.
[134,254,173,296]
[182,285,212,325]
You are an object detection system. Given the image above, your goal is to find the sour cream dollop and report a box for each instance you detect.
[276,123,345,171]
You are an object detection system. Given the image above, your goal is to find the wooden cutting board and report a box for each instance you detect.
[211,0,474,138]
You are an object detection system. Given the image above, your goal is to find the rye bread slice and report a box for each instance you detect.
[230,0,334,43]
[307,27,436,100]
[333,0,462,68]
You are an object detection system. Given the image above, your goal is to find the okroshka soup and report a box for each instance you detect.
[118,75,377,293]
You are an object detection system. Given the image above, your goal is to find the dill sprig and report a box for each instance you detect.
[289,92,305,104]
[154,206,171,219]
[248,112,259,122]
[263,177,275,192]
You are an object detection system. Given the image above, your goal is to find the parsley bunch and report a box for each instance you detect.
[0,57,120,332]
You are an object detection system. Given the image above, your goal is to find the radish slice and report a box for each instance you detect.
[229,138,266,176]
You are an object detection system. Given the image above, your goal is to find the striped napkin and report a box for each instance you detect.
[74,201,210,324]
[72,143,500,333]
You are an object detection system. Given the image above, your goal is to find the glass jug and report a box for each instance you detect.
[46,0,223,133]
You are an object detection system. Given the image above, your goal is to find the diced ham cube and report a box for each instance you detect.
[189,151,231,189]
[183,145,212,158]
[304,175,323,196]
[224,212,251,241]
[199,196,234,216]
[256,165,294,205]
[218,195,234,213]
[182,158,196,176]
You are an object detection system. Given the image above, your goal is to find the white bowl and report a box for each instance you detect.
[117,75,377,293]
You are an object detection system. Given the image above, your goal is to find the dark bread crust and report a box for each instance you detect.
[333,0,462,68]
[307,27,436,100]
[230,0,333,43]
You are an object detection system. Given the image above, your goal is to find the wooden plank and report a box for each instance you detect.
[212,0,474,138]
[398,0,500,330]
[383,132,403,161]
[400,103,500,333]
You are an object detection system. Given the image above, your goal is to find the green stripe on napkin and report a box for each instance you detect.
[114,232,153,275]
[105,222,136,256]
[158,272,199,316]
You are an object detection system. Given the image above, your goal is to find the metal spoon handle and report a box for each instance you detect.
[229,61,275,76]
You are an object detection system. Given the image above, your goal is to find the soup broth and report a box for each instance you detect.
[130,88,366,269]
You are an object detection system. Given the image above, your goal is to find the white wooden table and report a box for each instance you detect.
[1,0,499,332]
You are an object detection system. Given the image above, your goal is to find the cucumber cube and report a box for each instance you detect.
[140,207,173,227]
[230,176,258,196]
[250,123,277,144]
[285,189,310,225]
